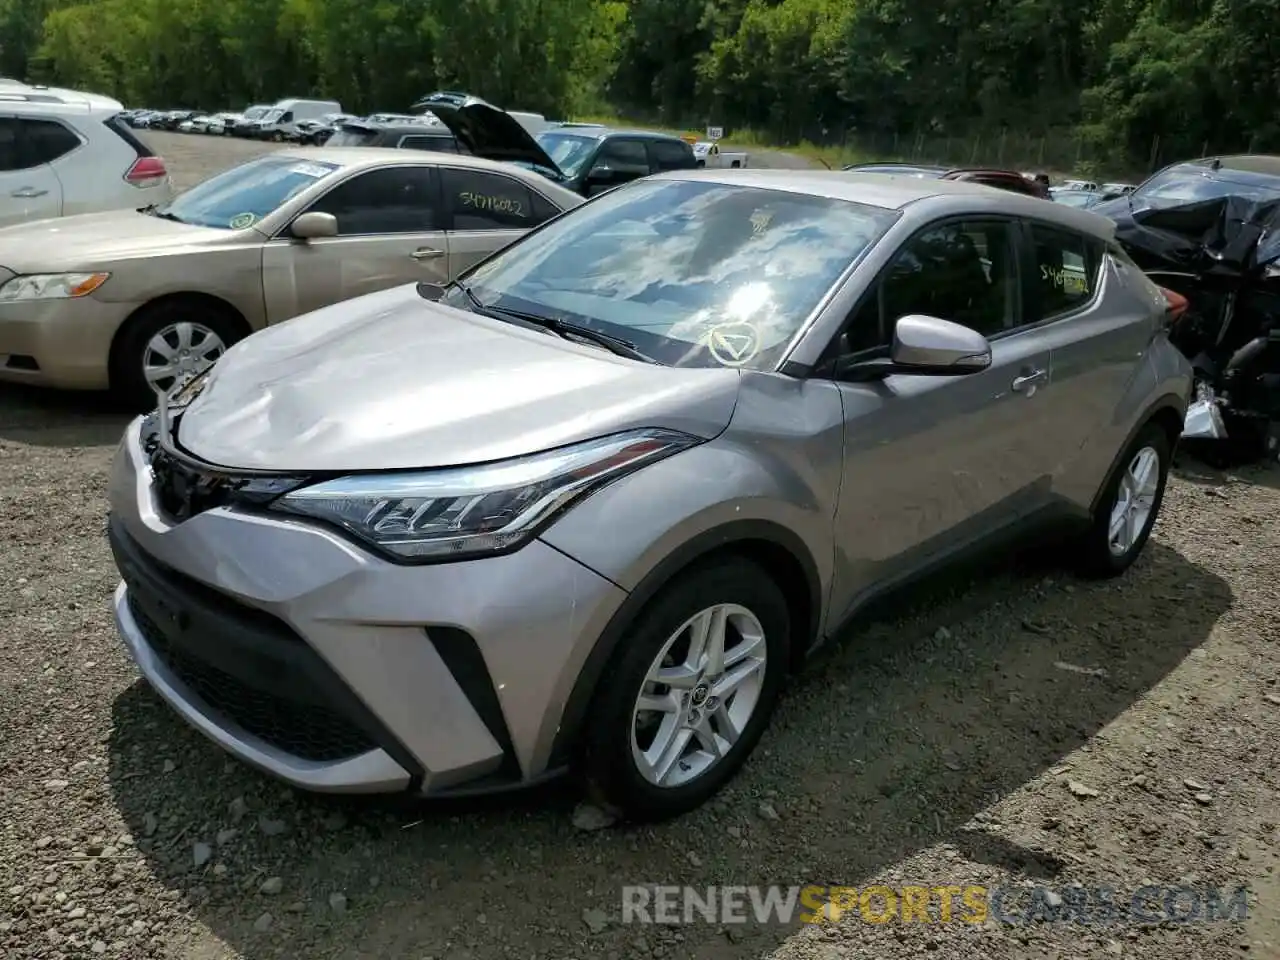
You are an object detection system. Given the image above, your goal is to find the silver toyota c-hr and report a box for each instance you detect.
[107,170,1191,821]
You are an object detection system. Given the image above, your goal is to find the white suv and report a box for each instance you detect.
[0,81,173,228]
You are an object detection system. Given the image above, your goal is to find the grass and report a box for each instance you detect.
[565,112,1138,180]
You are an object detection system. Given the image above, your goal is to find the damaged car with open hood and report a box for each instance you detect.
[415,93,698,197]
[1100,156,1280,464]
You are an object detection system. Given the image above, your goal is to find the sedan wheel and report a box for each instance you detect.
[143,321,227,395]
[583,557,790,821]
[631,603,768,788]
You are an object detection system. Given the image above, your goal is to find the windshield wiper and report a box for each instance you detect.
[142,206,184,223]
[450,281,654,363]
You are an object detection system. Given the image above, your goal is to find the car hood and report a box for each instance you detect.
[0,211,236,272]
[176,284,742,472]
[411,95,562,175]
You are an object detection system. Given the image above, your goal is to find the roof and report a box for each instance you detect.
[542,125,686,143]
[653,168,1117,238]
[0,81,122,114]
[1189,155,1280,176]
[276,146,584,205]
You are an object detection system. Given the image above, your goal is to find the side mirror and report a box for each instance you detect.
[290,211,338,240]
[838,314,992,381]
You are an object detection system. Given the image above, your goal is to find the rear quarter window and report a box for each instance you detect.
[1028,222,1105,319]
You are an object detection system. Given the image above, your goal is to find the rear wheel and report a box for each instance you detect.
[581,557,790,821]
[1074,422,1172,578]
[110,299,245,410]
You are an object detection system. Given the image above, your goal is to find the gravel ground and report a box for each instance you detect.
[1,133,1279,960]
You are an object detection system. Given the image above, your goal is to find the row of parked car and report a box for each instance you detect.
[841,162,1138,206]
[6,76,1275,823]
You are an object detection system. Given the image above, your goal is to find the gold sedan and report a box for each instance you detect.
[0,147,582,405]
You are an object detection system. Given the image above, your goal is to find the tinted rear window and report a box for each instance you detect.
[327,127,380,147]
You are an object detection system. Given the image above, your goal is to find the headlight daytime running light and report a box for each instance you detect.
[270,428,700,561]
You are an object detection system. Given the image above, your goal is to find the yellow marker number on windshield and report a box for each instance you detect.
[750,210,773,235]
[460,192,524,217]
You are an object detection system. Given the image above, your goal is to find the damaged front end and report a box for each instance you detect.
[1112,191,1280,463]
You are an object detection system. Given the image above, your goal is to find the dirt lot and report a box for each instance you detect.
[2,132,1280,960]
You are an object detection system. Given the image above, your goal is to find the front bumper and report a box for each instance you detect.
[0,296,135,390]
[106,417,628,794]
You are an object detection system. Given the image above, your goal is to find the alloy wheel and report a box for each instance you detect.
[630,603,768,788]
[1108,445,1160,556]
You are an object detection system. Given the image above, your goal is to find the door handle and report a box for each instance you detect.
[410,247,444,261]
[1011,369,1048,394]
[10,188,48,198]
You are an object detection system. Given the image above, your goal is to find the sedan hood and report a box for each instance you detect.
[0,210,229,272]
[411,94,561,175]
[177,284,742,472]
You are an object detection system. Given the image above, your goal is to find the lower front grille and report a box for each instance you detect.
[128,595,377,762]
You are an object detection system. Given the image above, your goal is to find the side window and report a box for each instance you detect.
[441,167,537,230]
[648,139,695,172]
[306,166,439,235]
[21,119,80,164]
[528,190,562,224]
[280,111,294,123]
[836,219,1018,356]
[399,135,456,153]
[1028,223,1103,318]
[0,118,24,171]
[597,139,651,175]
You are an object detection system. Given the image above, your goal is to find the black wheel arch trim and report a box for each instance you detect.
[546,518,823,769]
[1088,392,1185,516]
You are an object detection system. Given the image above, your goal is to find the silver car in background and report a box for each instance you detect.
[106,171,1191,821]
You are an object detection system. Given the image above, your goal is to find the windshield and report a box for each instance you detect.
[446,179,897,370]
[535,132,598,178]
[261,109,283,123]
[155,155,339,229]
[1134,166,1280,206]
[243,107,267,120]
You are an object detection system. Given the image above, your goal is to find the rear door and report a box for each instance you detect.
[1015,221,1147,493]
[260,164,448,322]
[439,165,564,276]
[584,138,651,196]
[647,138,697,173]
[0,117,63,226]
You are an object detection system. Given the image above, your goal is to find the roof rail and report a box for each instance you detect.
[0,92,64,103]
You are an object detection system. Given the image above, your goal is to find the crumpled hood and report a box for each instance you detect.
[0,210,230,272]
[177,283,742,471]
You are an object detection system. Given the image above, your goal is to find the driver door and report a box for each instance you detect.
[824,217,1057,623]
[260,165,448,323]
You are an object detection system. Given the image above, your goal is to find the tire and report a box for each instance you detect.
[695,159,706,168]
[110,299,246,411]
[1074,422,1172,579]
[581,556,790,822]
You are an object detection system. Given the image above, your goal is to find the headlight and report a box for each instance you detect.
[0,272,110,302]
[271,428,700,562]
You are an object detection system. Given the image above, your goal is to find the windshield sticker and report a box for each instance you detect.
[229,212,257,229]
[705,322,761,367]
[749,210,774,235]
[1041,264,1089,295]
[289,162,336,179]
[459,191,525,217]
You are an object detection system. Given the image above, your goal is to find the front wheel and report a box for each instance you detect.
[110,300,245,410]
[1074,422,1172,578]
[581,557,790,821]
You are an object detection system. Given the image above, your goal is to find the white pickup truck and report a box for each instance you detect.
[693,141,748,168]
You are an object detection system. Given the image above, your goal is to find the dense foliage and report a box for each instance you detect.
[1,0,1276,171]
